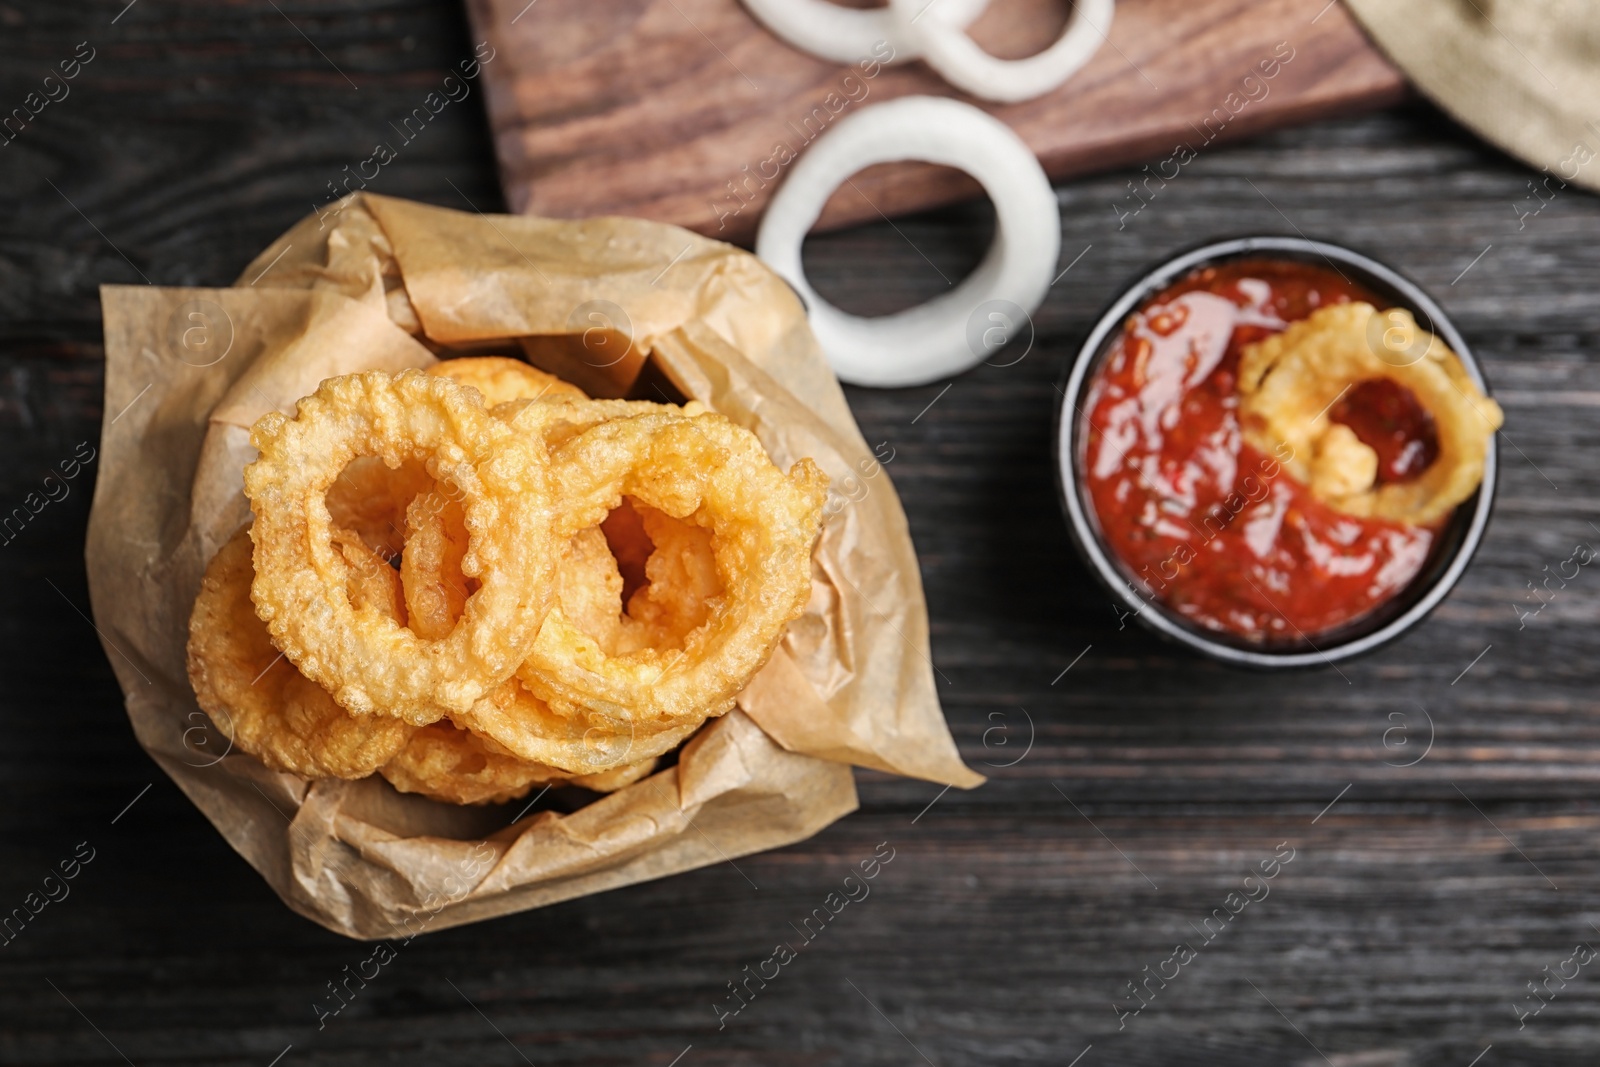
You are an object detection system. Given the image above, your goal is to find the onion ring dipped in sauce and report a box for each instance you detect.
[1081,259,1502,643]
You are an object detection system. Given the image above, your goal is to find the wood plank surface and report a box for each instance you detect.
[466,0,1406,242]
[4,2,1600,1065]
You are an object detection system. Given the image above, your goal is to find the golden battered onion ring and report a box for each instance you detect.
[428,356,588,406]
[400,491,474,642]
[244,370,560,723]
[493,396,711,449]
[332,527,409,624]
[511,411,827,729]
[378,719,659,805]
[463,676,705,773]
[1238,302,1503,525]
[381,721,562,804]
[569,755,660,793]
[538,515,720,657]
[550,524,629,651]
[403,498,715,772]
[187,527,417,778]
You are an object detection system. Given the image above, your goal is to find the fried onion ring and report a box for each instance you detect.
[187,527,417,778]
[379,719,659,805]
[510,411,827,729]
[244,370,559,723]
[569,756,660,793]
[1238,303,1503,525]
[428,356,588,407]
[400,491,474,642]
[462,676,706,773]
[540,515,720,657]
[402,489,718,773]
[601,496,653,599]
[493,396,710,450]
[333,527,409,623]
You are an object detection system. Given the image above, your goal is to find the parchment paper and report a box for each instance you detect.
[87,193,979,939]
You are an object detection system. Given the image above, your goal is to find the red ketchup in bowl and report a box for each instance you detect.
[1081,259,1440,642]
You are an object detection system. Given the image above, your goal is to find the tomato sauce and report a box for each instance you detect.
[1330,379,1440,484]
[1081,258,1441,642]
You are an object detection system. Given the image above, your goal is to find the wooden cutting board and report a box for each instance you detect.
[464,0,1404,244]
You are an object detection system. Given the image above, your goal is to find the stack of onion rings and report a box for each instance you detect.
[188,357,828,805]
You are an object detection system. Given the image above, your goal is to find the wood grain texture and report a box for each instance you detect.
[4,1,1600,1065]
[466,0,1406,242]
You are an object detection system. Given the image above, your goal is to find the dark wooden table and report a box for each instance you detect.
[5,3,1600,1065]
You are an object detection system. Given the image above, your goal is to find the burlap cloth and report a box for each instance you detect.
[1346,0,1600,191]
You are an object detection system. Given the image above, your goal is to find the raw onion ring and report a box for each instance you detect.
[739,0,989,66]
[755,95,1060,387]
[889,0,1113,103]
[244,370,559,723]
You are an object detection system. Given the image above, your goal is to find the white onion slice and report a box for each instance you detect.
[739,0,991,67]
[889,0,1114,103]
[756,96,1060,388]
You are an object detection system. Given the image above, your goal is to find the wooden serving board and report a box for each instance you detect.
[465,0,1404,244]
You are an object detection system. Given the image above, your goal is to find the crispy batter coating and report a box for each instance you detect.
[568,756,659,793]
[401,491,474,642]
[494,396,710,449]
[379,719,659,805]
[187,527,417,778]
[618,503,722,653]
[462,675,705,773]
[601,496,653,599]
[541,510,719,656]
[552,525,628,650]
[402,489,724,773]
[332,527,408,623]
[1239,303,1503,525]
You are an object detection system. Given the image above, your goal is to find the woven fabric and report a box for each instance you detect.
[1345,0,1600,193]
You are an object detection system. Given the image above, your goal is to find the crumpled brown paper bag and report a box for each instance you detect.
[86,193,980,939]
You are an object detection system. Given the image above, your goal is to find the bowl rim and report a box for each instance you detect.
[1052,234,1499,669]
